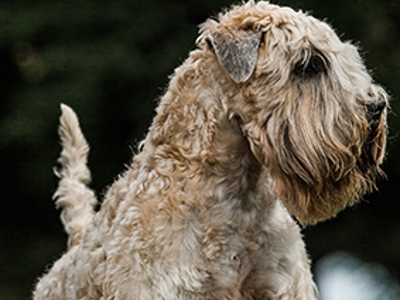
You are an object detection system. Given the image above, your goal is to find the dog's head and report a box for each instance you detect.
[199,1,388,225]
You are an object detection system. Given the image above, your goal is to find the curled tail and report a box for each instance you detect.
[53,104,97,249]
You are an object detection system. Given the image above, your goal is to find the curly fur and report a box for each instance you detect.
[33,1,387,299]
[53,104,98,249]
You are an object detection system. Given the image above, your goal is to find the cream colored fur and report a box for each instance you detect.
[53,104,98,249]
[33,1,387,299]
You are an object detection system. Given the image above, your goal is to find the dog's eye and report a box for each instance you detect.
[293,55,327,78]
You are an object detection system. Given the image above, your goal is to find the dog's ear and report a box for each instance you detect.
[206,30,263,83]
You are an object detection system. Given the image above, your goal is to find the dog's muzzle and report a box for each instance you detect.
[366,100,387,123]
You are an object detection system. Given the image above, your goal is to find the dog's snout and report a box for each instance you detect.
[366,100,386,121]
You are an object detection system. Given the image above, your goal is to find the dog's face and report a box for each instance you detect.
[200,1,387,224]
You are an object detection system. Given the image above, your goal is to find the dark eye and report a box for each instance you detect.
[293,54,327,78]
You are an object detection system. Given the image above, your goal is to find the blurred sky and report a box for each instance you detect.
[316,253,400,300]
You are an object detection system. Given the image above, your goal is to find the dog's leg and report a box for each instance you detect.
[53,104,97,249]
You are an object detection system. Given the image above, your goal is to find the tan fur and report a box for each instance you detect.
[33,1,387,299]
[54,104,98,249]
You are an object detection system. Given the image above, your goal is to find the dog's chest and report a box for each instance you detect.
[202,226,258,291]
[189,203,267,296]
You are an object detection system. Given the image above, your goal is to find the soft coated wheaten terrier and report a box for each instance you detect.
[33,1,388,299]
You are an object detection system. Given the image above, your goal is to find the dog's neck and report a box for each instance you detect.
[136,50,266,207]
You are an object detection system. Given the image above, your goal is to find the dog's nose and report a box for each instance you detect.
[366,100,386,121]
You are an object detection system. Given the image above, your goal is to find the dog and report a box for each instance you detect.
[33,1,388,299]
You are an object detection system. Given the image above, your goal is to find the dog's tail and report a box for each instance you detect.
[53,104,97,249]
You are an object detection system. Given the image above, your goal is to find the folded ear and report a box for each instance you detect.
[206,30,263,83]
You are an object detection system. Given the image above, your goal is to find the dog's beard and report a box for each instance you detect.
[241,86,387,225]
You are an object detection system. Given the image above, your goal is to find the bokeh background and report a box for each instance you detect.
[0,0,399,299]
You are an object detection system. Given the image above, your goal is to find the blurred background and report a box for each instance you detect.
[0,0,399,299]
